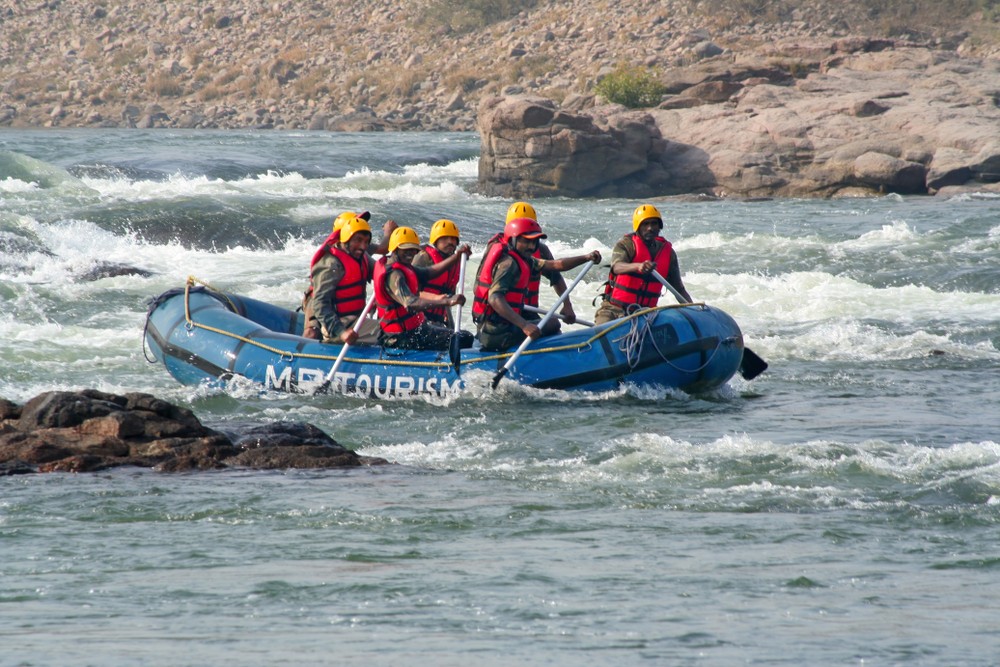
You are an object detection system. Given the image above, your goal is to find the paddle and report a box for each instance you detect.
[491,261,594,389]
[448,252,468,372]
[317,293,377,394]
[523,304,595,328]
[650,269,768,381]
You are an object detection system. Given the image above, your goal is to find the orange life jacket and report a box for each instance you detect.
[419,244,459,323]
[472,242,531,324]
[374,257,425,335]
[603,234,672,309]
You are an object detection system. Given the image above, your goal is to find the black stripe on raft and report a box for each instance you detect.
[144,321,233,381]
[674,308,707,385]
[598,334,618,366]
[530,337,719,390]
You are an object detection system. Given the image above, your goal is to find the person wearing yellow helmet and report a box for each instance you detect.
[373,226,473,350]
[473,217,601,352]
[504,201,537,224]
[483,202,579,330]
[412,218,467,328]
[300,213,382,345]
[594,203,691,325]
[301,210,397,340]
[328,210,397,254]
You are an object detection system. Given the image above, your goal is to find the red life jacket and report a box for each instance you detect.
[419,244,459,323]
[485,231,543,307]
[309,231,340,270]
[311,244,371,318]
[374,257,425,335]
[472,242,531,324]
[603,234,673,309]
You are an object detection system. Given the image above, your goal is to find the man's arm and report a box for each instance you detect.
[539,249,602,273]
[609,238,648,275]
[369,219,398,256]
[388,269,463,312]
[422,245,471,279]
[486,257,540,339]
[538,243,574,322]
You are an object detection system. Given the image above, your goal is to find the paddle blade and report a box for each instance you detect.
[739,347,768,381]
[490,367,509,390]
[449,333,462,375]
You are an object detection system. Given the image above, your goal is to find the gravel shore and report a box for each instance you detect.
[1,0,995,131]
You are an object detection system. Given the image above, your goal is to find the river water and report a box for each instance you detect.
[2,130,999,666]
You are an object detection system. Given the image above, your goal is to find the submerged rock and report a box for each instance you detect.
[0,390,387,474]
[78,261,154,281]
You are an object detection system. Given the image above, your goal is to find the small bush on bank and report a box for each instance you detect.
[594,66,666,108]
[147,72,183,97]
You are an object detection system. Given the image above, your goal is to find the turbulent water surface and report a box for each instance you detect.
[2,130,999,666]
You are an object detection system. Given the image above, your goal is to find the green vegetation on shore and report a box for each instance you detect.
[594,66,667,108]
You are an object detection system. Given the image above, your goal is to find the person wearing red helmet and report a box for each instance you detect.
[594,203,691,324]
[473,217,601,352]
[481,202,579,330]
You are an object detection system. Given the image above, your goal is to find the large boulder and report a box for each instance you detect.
[477,96,666,197]
[477,43,1000,198]
[0,390,387,474]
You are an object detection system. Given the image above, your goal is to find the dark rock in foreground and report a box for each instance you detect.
[0,390,387,474]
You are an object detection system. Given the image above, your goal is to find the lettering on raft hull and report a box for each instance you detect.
[264,365,462,397]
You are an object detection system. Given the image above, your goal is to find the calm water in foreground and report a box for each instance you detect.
[2,130,999,666]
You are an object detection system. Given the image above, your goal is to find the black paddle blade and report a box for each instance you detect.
[739,347,768,381]
[449,333,462,375]
[490,367,509,390]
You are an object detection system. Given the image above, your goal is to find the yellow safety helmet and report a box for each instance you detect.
[332,210,370,234]
[429,219,460,245]
[632,204,663,231]
[389,226,421,253]
[339,214,372,243]
[505,201,537,224]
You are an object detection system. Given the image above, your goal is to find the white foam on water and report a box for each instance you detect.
[832,219,921,252]
[332,178,478,205]
[73,157,480,206]
[676,229,733,250]
[0,177,41,193]
[503,432,1000,509]
[358,433,502,468]
[752,271,986,322]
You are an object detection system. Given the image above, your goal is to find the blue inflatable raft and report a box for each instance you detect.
[143,280,748,397]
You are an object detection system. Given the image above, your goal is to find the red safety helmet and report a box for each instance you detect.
[504,217,547,244]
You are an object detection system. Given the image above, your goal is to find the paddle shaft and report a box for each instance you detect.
[448,253,468,374]
[492,260,594,389]
[650,269,690,304]
[523,304,595,328]
[321,292,377,389]
[453,252,467,333]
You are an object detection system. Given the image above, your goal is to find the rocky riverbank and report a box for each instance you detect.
[477,41,1000,198]
[1,0,996,131]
